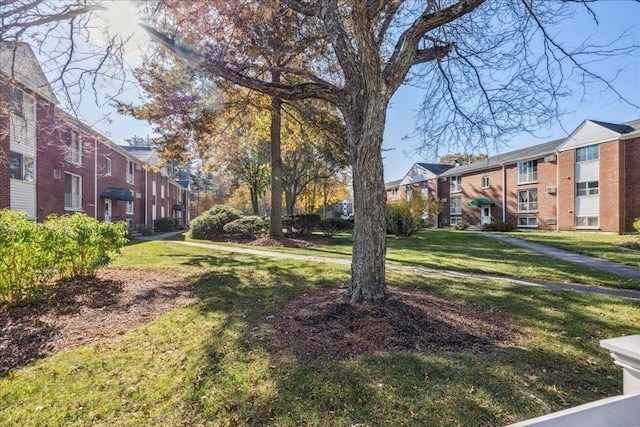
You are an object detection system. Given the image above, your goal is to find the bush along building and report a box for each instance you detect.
[0,43,189,229]
[386,119,640,234]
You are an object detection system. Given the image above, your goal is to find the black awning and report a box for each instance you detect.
[173,204,185,212]
[468,197,494,207]
[101,187,135,202]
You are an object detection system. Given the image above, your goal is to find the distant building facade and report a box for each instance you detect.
[386,119,640,234]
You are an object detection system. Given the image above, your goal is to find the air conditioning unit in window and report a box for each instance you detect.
[545,186,557,194]
[441,198,447,203]
[545,218,557,225]
[136,192,142,199]
[544,154,557,162]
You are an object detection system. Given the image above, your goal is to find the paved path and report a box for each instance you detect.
[168,240,640,301]
[482,234,640,280]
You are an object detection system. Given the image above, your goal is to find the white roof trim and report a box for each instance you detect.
[557,120,621,152]
[399,164,436,185]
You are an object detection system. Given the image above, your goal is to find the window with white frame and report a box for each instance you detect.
[517,217,538,228]
[481,176,490,188]
[450,176,462,192]
[406,185,413,201]
[450,196,462,215]
[9,151,35,182]
[576,145,599,162]
[391,188,398,201]
[64,173,82,210]
[575,216,598,228]
[450,217,462,225]
[576,181,599,196]
[9,86,35,119]
[105,158,112,176]
[125,200,134,215]
[421,181,429,197]
[65,130,82,165]
[126,160,135,184]
[518,160,538,184]
[518,189,538,212]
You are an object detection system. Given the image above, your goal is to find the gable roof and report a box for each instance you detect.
[119,146,161,166]
[385,179,402,190]
[557,119,639,152]
[589,120,636,135]
[400,162,453,185]
[440,139,563,177]
[416,163,453,175]
[0,42,58,104]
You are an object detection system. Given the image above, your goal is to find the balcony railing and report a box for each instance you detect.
[518,171,538,183]
[64,193,82,210]
[518,202,538,212]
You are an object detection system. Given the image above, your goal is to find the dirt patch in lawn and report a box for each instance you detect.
[262,286,526,360]
[0,268,194,376]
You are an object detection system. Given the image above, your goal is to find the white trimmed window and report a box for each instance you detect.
[450,196,462,215]
[406,185,412,201]
[575,216,598,228]
[125,201,134,215]
[517,217,538,228]
[576,181,599,196]
[576,145,599,162]
[126,160,135,184]
[450,176,462,192]
[518,160,538,184]
[9,151,35,182]
[450,217,462,225]
[481,176,490,188]
[105,158,112,176]
[518,189,538,212]
[65,130,82,165]
[421,181,429,197]
[64,173,82,211]
[391,188,398,201]
[9,86,35,119]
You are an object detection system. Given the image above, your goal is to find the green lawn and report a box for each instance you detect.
[1,241,639,426]
[509,231,640,268]
[174,229,640,290]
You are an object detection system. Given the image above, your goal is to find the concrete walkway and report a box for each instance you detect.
[168,240,640,301]
[482,234,640,280]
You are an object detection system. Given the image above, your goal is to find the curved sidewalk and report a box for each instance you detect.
[168,240,640,301]
[482,234,640,280]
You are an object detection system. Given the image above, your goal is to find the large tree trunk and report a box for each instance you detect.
[269,70,284,237]
[346,97,389,303]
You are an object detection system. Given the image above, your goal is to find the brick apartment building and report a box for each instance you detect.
[386,119,640,234]
[1,43,190,228]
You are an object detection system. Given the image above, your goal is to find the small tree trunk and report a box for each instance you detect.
[250,187,259,215]
[269,70,283,237]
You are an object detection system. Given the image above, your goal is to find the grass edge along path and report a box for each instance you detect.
[169,240,640,300]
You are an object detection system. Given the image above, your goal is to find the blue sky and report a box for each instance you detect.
[37,1,639,183]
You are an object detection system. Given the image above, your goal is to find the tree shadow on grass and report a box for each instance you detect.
[176,257,639,425]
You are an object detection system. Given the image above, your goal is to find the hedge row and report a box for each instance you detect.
[0,210,128,304]
[190,206,353,240]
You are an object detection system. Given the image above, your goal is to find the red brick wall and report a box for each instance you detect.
[535,157,558,231]
[0,108,9,210]
[557,150,575,231]
[623,137,640,232]
[599,140,622,233]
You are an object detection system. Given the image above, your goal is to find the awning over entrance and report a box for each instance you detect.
[468,197,494,207]
[173,204,186,212]
[100,187,135,202]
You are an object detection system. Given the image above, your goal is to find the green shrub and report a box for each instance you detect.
[483,221,515,232]
[191,205,242,240]
[223,216,267,237]
[452,222,468,231]
[44,213,128,278]
[387,191,444,238]
[0,210,55,303]
[155,217,177,232]
[318,218,353,237]
[137,224,154,236]
[283,214,321,237]
[633,217,640,236]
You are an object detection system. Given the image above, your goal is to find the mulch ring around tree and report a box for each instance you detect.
[0,268,194,377]
[260,286,527,361]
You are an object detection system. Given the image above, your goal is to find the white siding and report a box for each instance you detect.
[9,110,37,219]
[575,196,599,217]
[10,180,36,219]
[575,159,599,182]
[558,121,619,152]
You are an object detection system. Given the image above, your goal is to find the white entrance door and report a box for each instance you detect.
[104,199,112,222]
[481,206,491,225]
